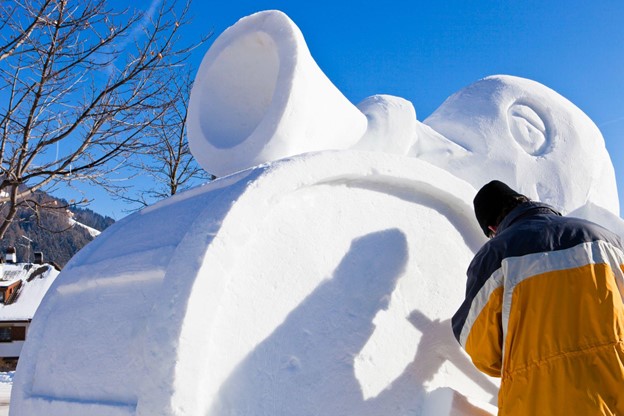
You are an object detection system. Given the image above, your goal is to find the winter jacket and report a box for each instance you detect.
[452,201,624,415]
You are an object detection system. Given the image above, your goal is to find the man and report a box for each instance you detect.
[452,180,624,415]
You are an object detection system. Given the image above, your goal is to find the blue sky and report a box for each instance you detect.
[94,1,624,218]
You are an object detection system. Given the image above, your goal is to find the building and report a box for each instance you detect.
[0,249,59,360]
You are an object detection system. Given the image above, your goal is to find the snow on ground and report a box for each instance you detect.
[8,9,624,416]
[0,373,12,412]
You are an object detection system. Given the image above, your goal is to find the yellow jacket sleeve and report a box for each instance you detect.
[464,286,504,378]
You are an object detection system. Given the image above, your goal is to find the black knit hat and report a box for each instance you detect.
[474,180,525,237]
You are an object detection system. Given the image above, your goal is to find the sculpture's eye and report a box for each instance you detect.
[507,102,551,156]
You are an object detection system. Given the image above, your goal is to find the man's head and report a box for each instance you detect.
[474,180,530,238]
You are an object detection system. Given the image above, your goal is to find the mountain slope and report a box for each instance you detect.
[0,192,115,267]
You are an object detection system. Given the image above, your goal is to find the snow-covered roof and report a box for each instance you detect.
[0,263,59,322]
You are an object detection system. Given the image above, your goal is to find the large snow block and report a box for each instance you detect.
[11,151,497,416]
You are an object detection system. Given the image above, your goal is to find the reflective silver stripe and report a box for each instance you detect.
[459,268,504,347]
[502,240,624,294]
[593,240,624,303]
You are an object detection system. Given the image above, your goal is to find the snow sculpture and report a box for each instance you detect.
[354,95,419,155]
[187,11,618,217]
[11,9,622,416]
[187,10,367,177]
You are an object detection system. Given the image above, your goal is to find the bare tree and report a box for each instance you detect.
[0,0,207,238]
[120,68,214,209]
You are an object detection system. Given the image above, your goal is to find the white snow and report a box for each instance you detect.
[354,95,419,155]
[68,217,101,238]
[0,372,12,416]
[187,10,367,177]
[8,9,624,416]
[420,75,619,215]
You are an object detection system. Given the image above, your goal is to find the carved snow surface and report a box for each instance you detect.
[422,75,619,215]
[11,153,498,416]
[187,10,367,177]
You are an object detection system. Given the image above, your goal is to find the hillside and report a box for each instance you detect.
[0,192,115,268]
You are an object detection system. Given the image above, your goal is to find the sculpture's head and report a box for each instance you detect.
[421,75,619,215]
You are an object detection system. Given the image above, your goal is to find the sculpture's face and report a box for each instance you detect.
[422,75,619,214]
